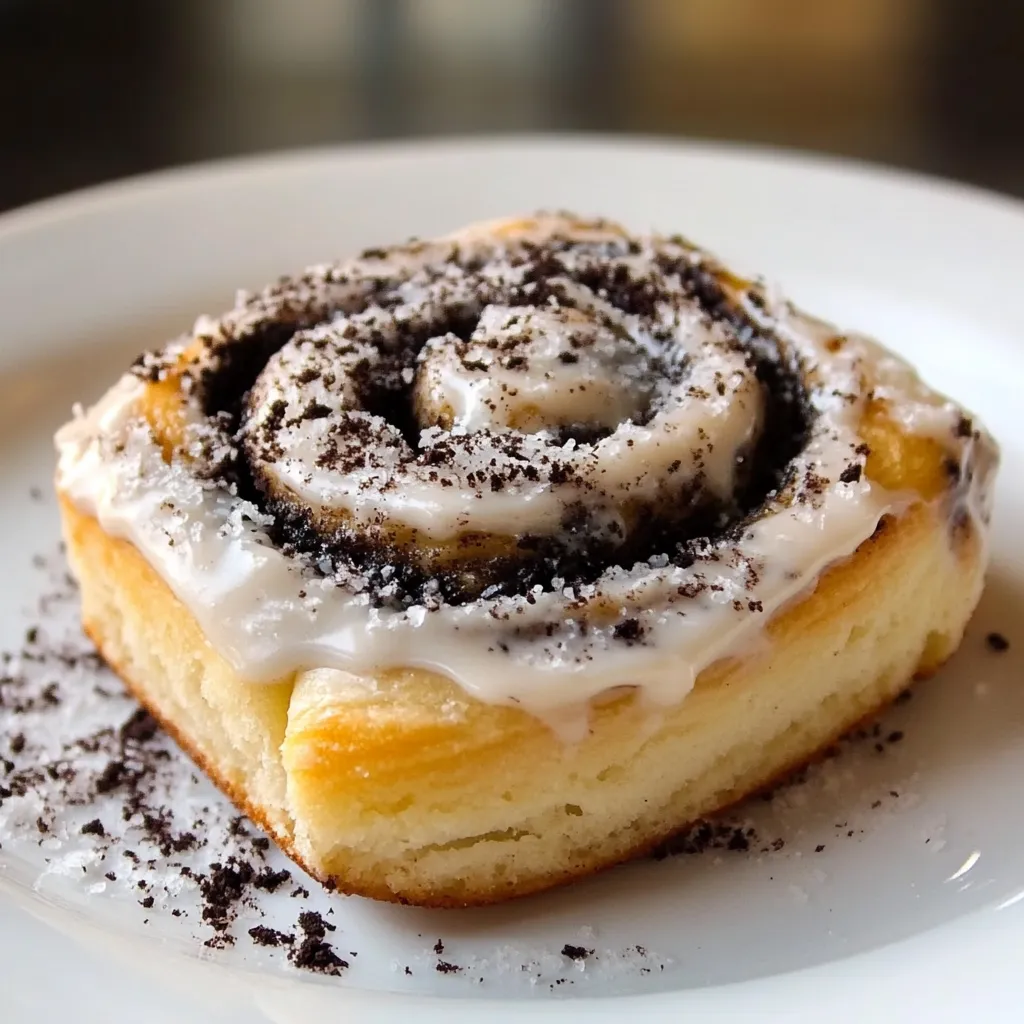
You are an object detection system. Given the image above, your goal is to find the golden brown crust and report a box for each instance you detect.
[82,621,301,867]
[89,628,952,908]
[60,487,984,906]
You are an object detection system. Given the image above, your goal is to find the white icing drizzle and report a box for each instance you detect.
[239,239,762,542]
[415,303,650,433]
[55,217,998,717]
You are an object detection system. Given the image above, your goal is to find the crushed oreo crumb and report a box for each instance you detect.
[612,618,645,644]
[650,820,758,859]
[249,925,294,948]
[986,632,1010,652]
[561,944,592,962]
[253,866,291,892]
[289,911,347,975]
[199,859,254,943]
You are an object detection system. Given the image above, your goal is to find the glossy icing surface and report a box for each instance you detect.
[55,217,997,714]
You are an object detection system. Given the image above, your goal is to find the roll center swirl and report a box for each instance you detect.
[415,302,653,434]
[233,234,770,599]
[59,212,995,725]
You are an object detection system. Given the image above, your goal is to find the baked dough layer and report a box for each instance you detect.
[57,215,996,905]
[61,492,983,906]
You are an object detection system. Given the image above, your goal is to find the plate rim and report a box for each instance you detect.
[4,131,1024,243]
[2,134,1023,1021]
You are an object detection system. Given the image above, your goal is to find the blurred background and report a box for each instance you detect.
[3,0,1023,213]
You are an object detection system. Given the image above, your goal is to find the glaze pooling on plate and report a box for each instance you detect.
[54,215,995,714]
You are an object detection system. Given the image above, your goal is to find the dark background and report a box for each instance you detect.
[3,0,1023,213]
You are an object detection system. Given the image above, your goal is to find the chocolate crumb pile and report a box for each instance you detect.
[0,550,351,975]
[290,910,347,975]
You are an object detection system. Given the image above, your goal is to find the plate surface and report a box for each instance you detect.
[1,138,1023,1022]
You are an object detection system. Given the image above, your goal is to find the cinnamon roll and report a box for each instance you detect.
[55,214,998,906]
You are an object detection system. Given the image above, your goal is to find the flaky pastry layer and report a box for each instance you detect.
[61,491,983,906]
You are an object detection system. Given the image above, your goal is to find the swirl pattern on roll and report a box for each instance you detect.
[59,214,993,712]
[179,217,806,604]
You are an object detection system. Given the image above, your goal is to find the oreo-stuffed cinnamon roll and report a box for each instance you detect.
[55,215,998,906]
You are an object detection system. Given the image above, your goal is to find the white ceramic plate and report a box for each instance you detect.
[1,138,1023,1023]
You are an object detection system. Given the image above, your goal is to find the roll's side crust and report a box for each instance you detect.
[60,492,984,906]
